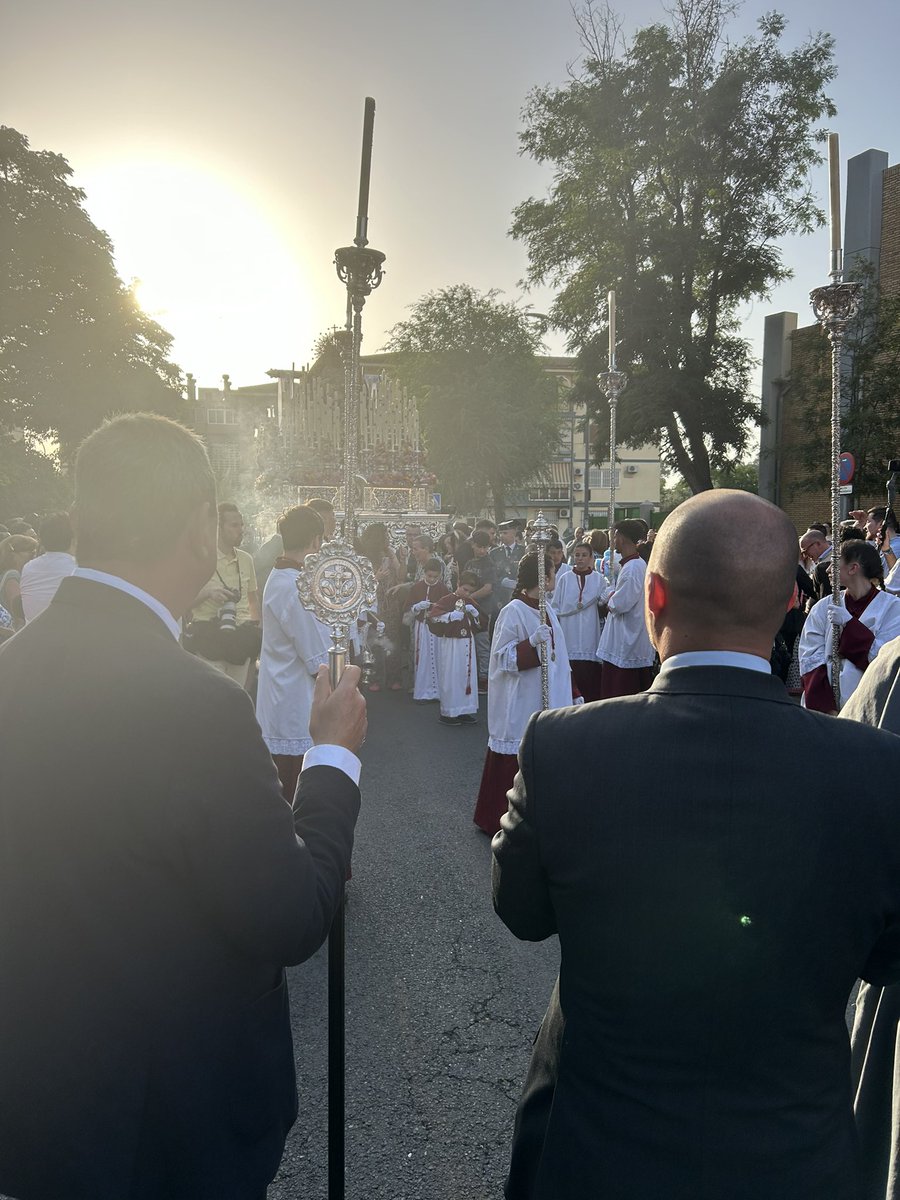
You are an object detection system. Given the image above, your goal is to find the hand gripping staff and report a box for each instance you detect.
[297,96,385,1200]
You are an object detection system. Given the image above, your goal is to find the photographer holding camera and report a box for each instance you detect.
[187,502,261,687]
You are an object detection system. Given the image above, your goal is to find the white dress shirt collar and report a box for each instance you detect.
[73,568,182,640]
[659,650,771,676]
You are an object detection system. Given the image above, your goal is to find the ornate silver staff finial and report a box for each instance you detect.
[528,511,553,711]
[810,277,860,710]
[296,541,378,685]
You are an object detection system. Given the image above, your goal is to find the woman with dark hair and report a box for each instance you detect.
[799,539,900,714]
[355,522,404,691]
[473,550,580,836]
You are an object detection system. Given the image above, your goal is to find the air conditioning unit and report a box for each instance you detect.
[574,482,583,491]
[624,464,638,475]
[574,467,583,476]
[559,509,570,518]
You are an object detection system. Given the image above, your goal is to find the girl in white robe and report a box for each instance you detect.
[474,551,579,836]
[799,539,900,713]
[402,560,450,701]
[426,574,486,723]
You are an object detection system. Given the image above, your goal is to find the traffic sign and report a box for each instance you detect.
[839,452,856,486]
[839,484,853,495]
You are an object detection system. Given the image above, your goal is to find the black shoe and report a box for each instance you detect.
[439,714,461,725]
[457,714,478,724]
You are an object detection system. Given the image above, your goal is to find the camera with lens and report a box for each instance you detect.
[218,589,240,632]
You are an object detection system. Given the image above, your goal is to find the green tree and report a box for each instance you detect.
[0,126,185,463]
[511,0,836,493]
[0,435,71,522]
[795,263,900,502]
[661,456,757,514]
[385,285,562,520]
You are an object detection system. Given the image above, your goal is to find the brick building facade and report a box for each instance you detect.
[759,151,899,531]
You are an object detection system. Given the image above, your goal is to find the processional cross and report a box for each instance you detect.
[295,97,385,1200]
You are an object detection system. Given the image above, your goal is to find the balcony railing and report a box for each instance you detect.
[283,485,435,512]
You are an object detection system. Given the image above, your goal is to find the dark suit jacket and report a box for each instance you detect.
[841,634,900,732]
[812,556,833,604]
[493,666,900,1200]
[0,577,360,1200]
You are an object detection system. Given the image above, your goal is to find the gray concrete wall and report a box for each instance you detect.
[845,148,889,277]
[758,312,798,504]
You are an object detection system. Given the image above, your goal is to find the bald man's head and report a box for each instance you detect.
[648,491,798,653]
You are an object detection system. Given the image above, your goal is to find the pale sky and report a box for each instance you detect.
[3,0,898,392]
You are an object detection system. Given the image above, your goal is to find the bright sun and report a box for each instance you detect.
[77,157,321,385]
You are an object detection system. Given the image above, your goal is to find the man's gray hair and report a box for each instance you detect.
[74,413,216,565]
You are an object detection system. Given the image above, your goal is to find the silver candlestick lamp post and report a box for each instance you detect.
[295,96,384,1200]
[528,511,553,710]
[810,132,860,711]
[598,298,627,591]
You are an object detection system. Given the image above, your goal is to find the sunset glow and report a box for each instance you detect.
[80,158,321,383]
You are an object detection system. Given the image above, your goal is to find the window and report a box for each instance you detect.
[207,408,238,425]
[529,486,569,502]
[209,445,242,473]
[588,468,620,489]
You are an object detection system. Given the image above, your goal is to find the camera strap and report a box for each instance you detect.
[215,560,242,601]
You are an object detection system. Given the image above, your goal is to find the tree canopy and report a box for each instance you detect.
[511,0,836,493]
[385,284,562,519]
[0,126,185,463]
[0,435,71,522]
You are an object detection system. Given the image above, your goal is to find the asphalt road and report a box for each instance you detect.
[269,690,559,1200]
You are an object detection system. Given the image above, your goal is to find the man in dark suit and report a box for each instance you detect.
[0,414,366,1200]
[800,525,834,603]
[493,490,900,1200]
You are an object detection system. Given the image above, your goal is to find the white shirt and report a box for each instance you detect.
[256,564,332,755]
[597,556,656,669]
[660,650,771,675]
[20,552,77,622]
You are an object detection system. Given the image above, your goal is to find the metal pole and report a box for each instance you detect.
[608,390,617,575]
[327,635,347,1200]
[598,365,628,591]
[529,512,552,709]
[582,403,590,530]
[569,406,576,535]
[811,264,860,712]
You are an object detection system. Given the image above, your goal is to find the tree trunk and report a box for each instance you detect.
[491,481,507,524]
[665,416,713,493]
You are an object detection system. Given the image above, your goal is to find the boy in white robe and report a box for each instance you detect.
[255,505,331,803]
[551,540,607,701]
[597,519,656,698]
